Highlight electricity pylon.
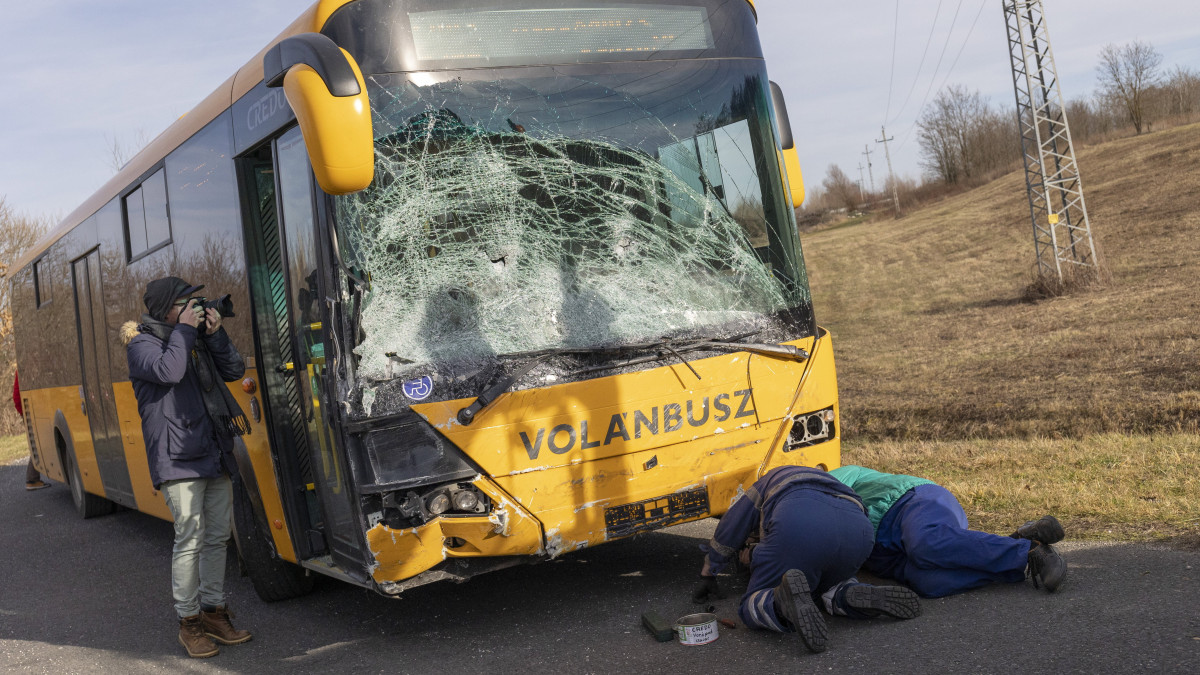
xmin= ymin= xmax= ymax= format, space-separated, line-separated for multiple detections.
xmin=1003 ymin=0 xmax=1099 ymax=281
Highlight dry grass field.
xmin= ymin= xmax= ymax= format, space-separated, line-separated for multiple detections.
xmin=802 ymin=122 xmax=1200 ymax=544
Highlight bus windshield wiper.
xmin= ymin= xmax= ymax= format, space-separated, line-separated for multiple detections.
xmin=570 ymin=333 xmax=807 ymax=376
xmin=456 ymin=338 xmax=700 ymax=422
xmin=693 ymin=340 xmax=809 ymax=360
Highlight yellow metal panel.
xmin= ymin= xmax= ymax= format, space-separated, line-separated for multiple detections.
xmin=112 ymin=382 xmax=171 ymax=521
xmin=406 ymin=335 xmax=838 ymax=559
xmin=758 ymin=332 xmax=841 ymax=474
xmin=24 ymin=386 xmax=76 ymax=483
xmin=365 ymin=477 xmax=543 ymax=582
xmin=312 ymin=0 xmax=359 ymax=32
xmin=412 ymin=337 xmax=817 ymax=479
xmin=225 ymin=371 xmax=299 ymax=563
xmin=493 ymin=422 xmax=777 ymax=554
xmin=27 ymin=385 xmax=107 ymax=496
xmin=281 ymin=51 xmax=375 ymax=195
xmin=783 ymin=146 xmax=806 ymax=207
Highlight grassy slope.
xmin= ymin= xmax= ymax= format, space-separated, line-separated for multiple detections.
xmin=801 ymin=123 xmax=1200 ymax=542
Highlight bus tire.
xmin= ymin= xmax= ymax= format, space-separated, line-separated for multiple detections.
xmin=59 ymin=432 xmax=116 ymax=519
xmin=232 ymin=477 xmax=314 ymax=602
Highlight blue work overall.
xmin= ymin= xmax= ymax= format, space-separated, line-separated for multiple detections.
xmin=866 ymin=484 xmax=1031 ymax=598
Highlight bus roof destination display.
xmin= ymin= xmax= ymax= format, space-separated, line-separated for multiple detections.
xmin=409 ymin=5 xmax=714 ymax=62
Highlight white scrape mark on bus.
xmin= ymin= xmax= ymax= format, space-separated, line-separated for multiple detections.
xmin=545 ymin=529 xmax=564 ymax=558
xmin=574 ymin=499 xmax=610 ymax=513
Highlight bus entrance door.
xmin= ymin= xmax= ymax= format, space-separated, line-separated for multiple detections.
xmin=242 ymin=126 xmax=370 ymax=579
xmin=70 ymin=248 xmax=135 ymax=507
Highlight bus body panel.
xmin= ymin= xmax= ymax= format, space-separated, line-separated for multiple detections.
xmin=410 ymin=337 xmax=820 ymax=478
xmin=365 ymin=476 xmax=545 ymax=585
xmin=356 ymin=334 xmax=840 ymax=586
xmin=25 ymin=386 xmax=106 ymax=496
xmin=110 ymin=382 xmax=173 ymax=521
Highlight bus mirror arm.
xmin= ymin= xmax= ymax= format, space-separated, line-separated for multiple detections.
xmin=264 ymin=34 xmax=361 ymax=96
xmin=264 ymin=33 xmax=375 ymax=195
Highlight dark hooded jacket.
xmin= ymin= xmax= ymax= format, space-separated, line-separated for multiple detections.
xmin=123 ymin=319 xmax=245 ymax=488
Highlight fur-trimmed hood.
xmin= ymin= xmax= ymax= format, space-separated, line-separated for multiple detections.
xmin=119 ymin=321 xmax=141 ymax=346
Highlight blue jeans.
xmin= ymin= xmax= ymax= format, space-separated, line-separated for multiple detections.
xmin=866 ymin=484 xmax=1031 ymax=597
xmin=739 ymin=488 xmax=874 ymax=631
xmin=162 ymin=476 xmax=233 ymax=618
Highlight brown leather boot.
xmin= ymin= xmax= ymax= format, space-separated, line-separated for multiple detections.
xmin=178 ymin=615 xmax=219 ymax=658
xmin=200 ymin=606 xmax=253 ymax=645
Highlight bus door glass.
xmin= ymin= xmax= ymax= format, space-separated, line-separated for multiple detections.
xmin=244 ymin=125 xmax=369 ymax=575
xmin=70 ymin=247 xmax=135 ymax=506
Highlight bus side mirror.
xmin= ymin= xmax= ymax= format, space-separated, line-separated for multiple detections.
xmin=264 ymin=33 xmax=374 ymax=195
xmin=770 ymin=81 xmax=805 ymax=208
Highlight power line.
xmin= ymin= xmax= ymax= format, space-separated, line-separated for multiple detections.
xmin=888 ymin=0 xmax=945 ymax=125
xmin=883 ymin=0 xmax=901 ymax=124
xmin=897 ymin=0 xmax=988 ymax=151
xmin=905 ymin=0 xmax=966 ymax=134
xmin=930 ymin=0 xmax=990 ymax=104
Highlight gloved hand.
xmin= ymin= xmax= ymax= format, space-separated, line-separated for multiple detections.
xmin=691 ymin=575 xmax=723 ymax=603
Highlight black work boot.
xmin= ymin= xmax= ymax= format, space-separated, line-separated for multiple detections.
xmin=178 ymin=615 xmax=219 ymax=658
xmin=773 ymin=569 xmax=828 ymax=653
xmin=1011 ymin=515 xmax=1066 ymax=545
xmin=840 ymin=583 xmax=922 ymax=620
xmin=1027 ymin=542 xmax=1068 ymax=592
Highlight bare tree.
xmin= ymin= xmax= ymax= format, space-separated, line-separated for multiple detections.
xmin=916 ymin=86 xmax=1017 ymax=185
xmin=105 ymin=128 xmax=151 ymax=173
xmin=1162 ymin=65 xmax=1200 ymax=121
xmin=0 ymin=197 xmax=51 ymax=434
xmin=821 ymin=164 xmax=859 ymax=213
xmin=1096 ymin=40 xmax=1163 ymax=134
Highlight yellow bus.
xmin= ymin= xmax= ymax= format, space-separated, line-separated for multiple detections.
xmin=9 ymin=0 xmax=839 ymax=601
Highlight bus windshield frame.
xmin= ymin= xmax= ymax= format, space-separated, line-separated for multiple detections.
xmin=324 ymin=0 xmax=813 ymax=418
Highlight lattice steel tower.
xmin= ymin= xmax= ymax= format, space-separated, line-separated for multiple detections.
xmin=1004 ymin=0 xmax=1098 ymax=280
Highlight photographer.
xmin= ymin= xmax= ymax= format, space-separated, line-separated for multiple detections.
xmin=122 ymin=276 xmax=252 ymax=659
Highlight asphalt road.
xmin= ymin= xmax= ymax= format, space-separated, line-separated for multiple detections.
xmin=1 ymin=462 xmax=1197 ymax=674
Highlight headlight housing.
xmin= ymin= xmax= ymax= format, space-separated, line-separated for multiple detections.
xmin=785 ymin=406 xmax=836 ymax=451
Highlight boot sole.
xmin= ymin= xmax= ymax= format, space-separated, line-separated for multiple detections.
xmin=844 ymin=584 xmax=922 ymax=619
xmin=778 ymin=570 xmax=828 ymax=653
xmin=205 ymin=631 xmax=253 ymax=645
xmin=179 ymin=635 xmax=219 ymax=658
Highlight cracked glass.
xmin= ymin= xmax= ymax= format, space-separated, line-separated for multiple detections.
xmin=334 ymin=59 xmax=809 ymax=391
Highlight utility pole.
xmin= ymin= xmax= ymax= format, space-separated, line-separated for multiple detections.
xmin=876 ymin=126 xmax=902 ymax=217
xmin=856 ymin=163 xmax=867 ymax=204
xmin=861 ymin=145 xmax=876 ymax=194
xmin=1003 ymin=0 xmax=1098 ymax=282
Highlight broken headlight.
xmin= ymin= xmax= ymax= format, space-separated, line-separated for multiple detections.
xmin=784 ymin=406 xmax=836 ymax=451
xmin=357 ymin=412 xmax=478 ymax=490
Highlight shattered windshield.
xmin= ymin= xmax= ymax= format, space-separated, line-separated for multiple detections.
xmin=334 ymin=59 xmax=810 ymax=383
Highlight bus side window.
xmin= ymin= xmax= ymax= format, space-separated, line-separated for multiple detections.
xmin=34 ymin=258 xmax=53 ymax=308
xmin=124 ymin=168 xmax=172 ymax=262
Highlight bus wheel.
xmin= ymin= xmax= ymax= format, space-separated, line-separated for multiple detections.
xmin=232 ymin=477 xmax=314 ymax=602
xmin=60 ymin=435 xmax=115 ymax=519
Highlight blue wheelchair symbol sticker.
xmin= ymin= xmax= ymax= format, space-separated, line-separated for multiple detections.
xmin=402 ymin=376 xmax=434 ymax=401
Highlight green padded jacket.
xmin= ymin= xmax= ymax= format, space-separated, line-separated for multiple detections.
xmin=829 ymin=465 xmax=934 ymax=531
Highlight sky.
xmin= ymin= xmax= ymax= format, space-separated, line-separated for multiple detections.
xmin=1 ymin=0 xmax=1198 ymax=221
